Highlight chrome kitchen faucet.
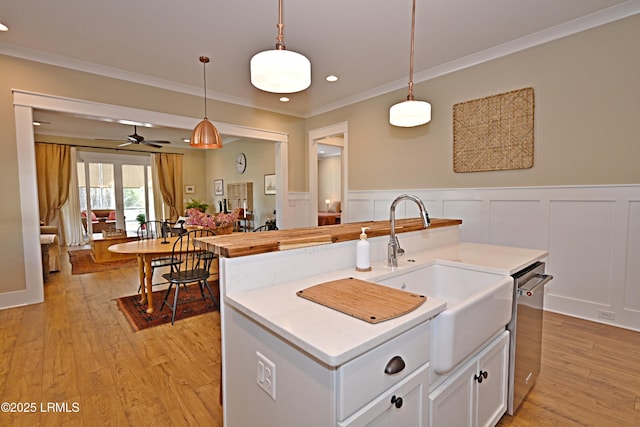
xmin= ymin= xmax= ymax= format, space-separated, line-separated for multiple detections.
xmin=388 ymin=194 xmax=430 ymax=267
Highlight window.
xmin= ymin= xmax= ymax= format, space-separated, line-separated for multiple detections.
xmin=77 ymin=151 xmax=156 ymax=234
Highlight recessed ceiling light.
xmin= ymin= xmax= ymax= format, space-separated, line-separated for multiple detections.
xmin=325 ymin=75 xmax=338 ymax=82
xmin=33 ymin=121 xmax=41 ymax=126
xmin=279 ymin=97 xmax=290 ymax=102
xmin=182 ymin=138 xmax=190 ymax=143
xmin=0 ymin=23 xmax=8 ymax=32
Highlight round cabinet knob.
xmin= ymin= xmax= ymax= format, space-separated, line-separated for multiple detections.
xmin=384 ymin=356 xmax=406 ymax=375
xmin=391 ymin=395 xmax=403 ymax=409
xmin=474 ymin=370 xmax=489 ymax=383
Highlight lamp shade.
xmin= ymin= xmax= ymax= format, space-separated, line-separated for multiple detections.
xmin=389 ymin=100 xmax=432 ymax=127
xmin=250 ymin=49 xmax=311 ymax=93
xmin=190 ymin=118 xmax=222 ymax=149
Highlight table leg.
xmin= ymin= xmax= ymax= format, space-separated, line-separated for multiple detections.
xmin=144 ymin=255 xmax=155 ymax=313
xmin=137 ymin=255 xmax=146 ymax=304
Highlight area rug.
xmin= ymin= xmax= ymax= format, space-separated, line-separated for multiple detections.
xmin=115 ymin=284 xmax=219 ymax=331
xmin=68 ymin=249 xmax=138 ymax=275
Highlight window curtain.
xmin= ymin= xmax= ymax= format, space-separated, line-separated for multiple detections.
xmin=59 ymin=147 xmax=86 ymax=246
xmin=35 ymin=143 xmax=71 ymax=225
xmin=152 ymin=153 xmax=183 ymax=222
xmin=151 ymin=157 xmax=165 ymax=221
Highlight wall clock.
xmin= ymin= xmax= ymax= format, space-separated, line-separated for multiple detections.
xmin=235 ymin=152 xmax=247 ymax=174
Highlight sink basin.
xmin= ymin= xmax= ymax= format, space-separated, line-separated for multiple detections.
xmin=377 ymin=263 xmax=513 ymax=374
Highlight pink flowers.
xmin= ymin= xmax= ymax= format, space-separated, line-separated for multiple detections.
xmin=186 ymin=208 xmax=239 ymax=229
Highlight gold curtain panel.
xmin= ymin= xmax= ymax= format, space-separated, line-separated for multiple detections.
xmin=453 ymin=87 xmax=534 ymax=173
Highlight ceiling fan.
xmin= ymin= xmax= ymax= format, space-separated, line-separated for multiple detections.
xmin=98 ymin=125 xmax=171 ymax=148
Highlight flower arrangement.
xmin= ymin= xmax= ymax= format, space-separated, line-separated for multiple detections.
xmin=186 ymin=208 xmax=239 ymax=231
xmin=184 ymin=198 xmax=209 ymax=213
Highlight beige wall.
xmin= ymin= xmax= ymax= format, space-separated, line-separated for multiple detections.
xmin=306 ymin=14 xmax=640 ymax=190
xmin=318 ymin=156 xmax=342 ymax=208
xmin=1 ymin=14 xmax=638 ymax=297
xmin=204 ymin=138 xmax=277 ymax=227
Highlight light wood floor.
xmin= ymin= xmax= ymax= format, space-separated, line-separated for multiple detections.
xmin=0 ymin=249 xmax=223 ymax=426
xmin=1 ymin=251 xmax=639 ymax=426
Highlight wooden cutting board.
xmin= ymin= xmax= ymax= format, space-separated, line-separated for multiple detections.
xmin=296 ymin=277 xmax=426 ymax=324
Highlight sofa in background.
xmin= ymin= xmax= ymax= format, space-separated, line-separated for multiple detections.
xmin=40 ymin=225 xmax=60 ymax=281
xmin=81 ymin=209 xmax=117 ymax=233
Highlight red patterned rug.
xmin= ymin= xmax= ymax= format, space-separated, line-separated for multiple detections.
xmin=115 ymin=284 xmax=219 ymax=331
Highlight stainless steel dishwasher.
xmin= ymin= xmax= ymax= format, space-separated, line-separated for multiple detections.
xmin=507 ymin=261 xmax=553 ymax=415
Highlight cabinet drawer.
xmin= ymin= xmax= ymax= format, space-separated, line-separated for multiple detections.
xmin=337 ymin=321 xmax=430 ymax=421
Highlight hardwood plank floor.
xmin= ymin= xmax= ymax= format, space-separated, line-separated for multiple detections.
xmin=498 ymin=311 xmax=640 ymax=426
xmin=0 ymin=249 xmax=638 ymax=426
xmin=0 ymin=249 xmax=222 ymax=426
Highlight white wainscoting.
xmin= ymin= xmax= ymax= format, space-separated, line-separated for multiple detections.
xmin=289 ymin=185 xmax=640 ymax=331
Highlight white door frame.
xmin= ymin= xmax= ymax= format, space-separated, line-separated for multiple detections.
xmin=308 ymin=122 xmax=349 ymax=226
xmin=10 ymin=89 xmax=289 ymax=308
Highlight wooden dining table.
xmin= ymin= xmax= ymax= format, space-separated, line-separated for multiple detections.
xmin=108 ymin=236 xmax=181 ymax=313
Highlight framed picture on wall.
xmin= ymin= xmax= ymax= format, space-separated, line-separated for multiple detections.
xmin=214 ymin=179 xmax=224 ymax=196
xmin=185 ymin=185 xmax=195 ymax=194
xmin=264 ymin=174 xmax=276 ymax=195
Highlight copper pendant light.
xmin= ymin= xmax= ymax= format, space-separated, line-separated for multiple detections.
xmin=191 ymin=56 xmax=222 ymax=149
xmin=389 ymin=0 xmax=431 ymax=127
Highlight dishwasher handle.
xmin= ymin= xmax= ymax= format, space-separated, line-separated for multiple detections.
xmin=520 ymin=273 xmax=553 ymax=296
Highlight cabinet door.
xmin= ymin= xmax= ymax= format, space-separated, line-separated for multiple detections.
xmin=475 ymin=332 xmax=509 ymax=427
xmin=339 ymin=364 xmax=429 ymax=427
xmin=429 ymin=362 xmax=475 ymax=427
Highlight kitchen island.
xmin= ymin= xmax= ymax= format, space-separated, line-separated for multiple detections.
xmin=199 ymin=218 xmax=547 ymax=426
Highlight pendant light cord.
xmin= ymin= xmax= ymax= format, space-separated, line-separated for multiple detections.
xmin=276 ymin=0 xmax=285 ymax=50
xmin=200 ymin=56 xmax=210 ymax=119
xmin=407 ymin=0 xmax=416 ymax=101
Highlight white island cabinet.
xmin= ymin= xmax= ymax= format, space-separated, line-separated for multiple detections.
xmin=224 ymin=305 xmax=433 ymax=426
xmin=429 ymin=331 xmax=509 ymax=427
xmin=205 ymin=221 xmax=547 ymax=427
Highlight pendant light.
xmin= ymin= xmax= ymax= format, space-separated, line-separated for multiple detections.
xmin=250 ymin=0 xmax=311 ymax=93
xmin=191 ymin=56 xmax=222 ymax=149
xmin=389 ymin=0 xmax=431 ymax=127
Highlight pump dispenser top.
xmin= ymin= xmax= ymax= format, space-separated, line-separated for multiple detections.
xmin=356 ymin=227 xmax=372 ymax=272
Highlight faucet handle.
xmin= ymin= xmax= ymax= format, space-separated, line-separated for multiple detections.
xmin=395 ymin=236 xmax=405 ymax=256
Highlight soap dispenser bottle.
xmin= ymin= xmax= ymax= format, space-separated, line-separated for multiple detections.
xmin=356 ymin=227 xmax=372 ymax=272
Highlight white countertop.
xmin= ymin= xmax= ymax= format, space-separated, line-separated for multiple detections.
xmin=224 ymin=242 xmax=547 ymax=367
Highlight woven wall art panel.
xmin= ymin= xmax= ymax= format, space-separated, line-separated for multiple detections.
xmin=453 ymin=87 xmax=534 ymax=173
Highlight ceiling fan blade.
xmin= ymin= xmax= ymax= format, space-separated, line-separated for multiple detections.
xmin=145 ymin=140 xmax=171 ymax=144
xmin=143 ymin=142 xmax=163 ymax=148
xmin=118 ymin=142 xmax=133 ymax=147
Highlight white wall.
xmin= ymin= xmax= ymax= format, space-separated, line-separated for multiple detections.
xmin=287 ymin=184 xmax=640 ymax=331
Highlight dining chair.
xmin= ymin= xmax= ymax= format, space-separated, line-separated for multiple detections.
xmin=136 ymin=220 xmax=182 ymax=292
xmin=253 ymin=224 xmax=279 ymax=232
xmin=160 ymin=229 xmax=218 ymax=324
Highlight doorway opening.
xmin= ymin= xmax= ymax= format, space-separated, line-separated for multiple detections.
xmin=10 ymin=89 xmax=289 ymax=309
xmin=309 ymin=122 xmax=348 ymax=226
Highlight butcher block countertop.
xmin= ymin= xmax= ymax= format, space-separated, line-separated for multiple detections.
xmin=199 ymin=218 xmax=462 ymax=258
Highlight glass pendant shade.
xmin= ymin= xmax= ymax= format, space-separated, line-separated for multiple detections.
xmin=250 ymin=49 xmax=311 ymax=93
xmin=190 ymin=118 xmax=222 ymax=149
xmin=389 ymin=99 xmax=432 ymax=127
